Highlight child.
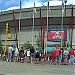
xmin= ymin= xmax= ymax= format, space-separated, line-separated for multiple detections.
xmin=20 ymin=51 xmax=25 ymax=63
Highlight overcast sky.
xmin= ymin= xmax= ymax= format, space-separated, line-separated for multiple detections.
xmin=0 ymin=0 xmax=74 ymax=11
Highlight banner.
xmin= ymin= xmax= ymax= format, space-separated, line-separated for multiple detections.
xmin=48 ymin=30 xmax=67 ymax=41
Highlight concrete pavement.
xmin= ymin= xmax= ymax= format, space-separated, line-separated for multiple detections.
xmin=0 ymin=61 xmax=75 ymax=75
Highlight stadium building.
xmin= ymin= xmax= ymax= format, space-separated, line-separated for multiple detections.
xmin=0 ymin=5 xmax=75 ymax=51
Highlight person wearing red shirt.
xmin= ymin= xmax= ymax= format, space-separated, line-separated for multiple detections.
xmin=50 ymin=49 xmax=55 ymax=65
xmin=69 ymin=48 xmax=74 ymax=66
xmin=55 ymin=47 xmax=61 ymax=65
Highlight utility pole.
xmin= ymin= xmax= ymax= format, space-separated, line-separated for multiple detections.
xmin=4 ymin=23 xmax=8 ymax=56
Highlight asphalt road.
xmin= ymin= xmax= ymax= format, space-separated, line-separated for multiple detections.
xmin=0 ymin=61 xmax=75 ymax=75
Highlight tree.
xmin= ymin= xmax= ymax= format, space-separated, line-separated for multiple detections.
xmin=59 ymin=41 xmax=69 ymax=48
xmin=36 ymin=37 xmax=42 ymax=51
xmin=23 ymin=41 xmax=31 ymax=50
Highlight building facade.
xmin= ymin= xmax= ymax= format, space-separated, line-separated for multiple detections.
xmin=0 ymin=5 xmax=75 ymax=50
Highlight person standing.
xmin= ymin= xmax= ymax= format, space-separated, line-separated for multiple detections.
xmin=50 ymin=49 xmax=55 ymax=65
xmin=7 ymin=45 xmax=13 ymax=62
xmin=26 ymin=50 xmax=30 ymax=63
xmin=63 ymin=49 xmax=69 ymax=65
xmin=14 ymin=46 xmax=19 ymax=62
xmin=30 ymin=46 xmax=35 ymax=63
xmin=69 ymin=48 xmax=74 ymax=66
xmin=19 ymin=47 xmax=25 ymax=63
xmin=55 ymin=46 xmax=61 ymax=65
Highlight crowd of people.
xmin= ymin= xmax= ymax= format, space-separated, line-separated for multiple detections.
xmin=0 ymin=45 xmax=75 ymax=66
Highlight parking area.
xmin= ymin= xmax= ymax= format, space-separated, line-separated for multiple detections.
xmin=0 ymin=61 xmax=75 ymax=75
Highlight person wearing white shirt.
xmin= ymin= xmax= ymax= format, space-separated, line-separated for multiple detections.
xmin=7 ymin=45 xmax=13 ymax=62
xmin=26 ymin=50 xmax=30 ymax=62
xmin=14 ymin=46 xmax=19 ymax=62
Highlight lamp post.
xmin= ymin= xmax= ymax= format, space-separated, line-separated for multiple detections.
xmin=35 ymin=3 xmax=46 ymax=53
xmin=60 ymin=0 xmax=67 ymax=48
xmin=46 ymin=0 xmax=49 ymax=54
xmin=65 ymin=3 xmax=73 ymax=48
xmin=61 ymin=1 xmax=64 ymax=48
xmin=32 ymin=1 xmax=35 ymax=46
xmin=64 ymin=0 xmax=67 ymax=16
xmin=18 ymin=0 xmax=22 ymax=49
xmin=70 ymin=5 xmax=74 ymax=48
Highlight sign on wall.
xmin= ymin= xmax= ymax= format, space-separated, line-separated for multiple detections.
xmin=48 ymin=30 xmax=67 ymax=41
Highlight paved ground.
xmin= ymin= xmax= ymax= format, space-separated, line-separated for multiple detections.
xmin=0 ymin=61 xmax=75 ymax=75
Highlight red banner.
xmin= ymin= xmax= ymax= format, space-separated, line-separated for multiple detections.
xmin=48 ymin=30 xmax=67 ymax=41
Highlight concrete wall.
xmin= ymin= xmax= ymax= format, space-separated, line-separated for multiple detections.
xmin=1 ymin=28 xmax=75 ymax=49
xmin=0 ymin=5 xmax=75 ymax=22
